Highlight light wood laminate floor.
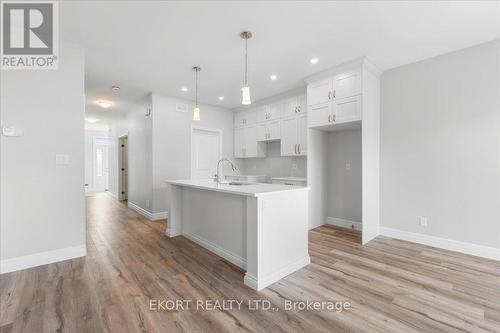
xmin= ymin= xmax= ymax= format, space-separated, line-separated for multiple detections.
xmin=1 ymin=193 xmax=499 ymax=332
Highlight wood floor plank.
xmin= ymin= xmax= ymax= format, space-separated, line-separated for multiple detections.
xmin=1 ymin=193 xmax=499 ymax=333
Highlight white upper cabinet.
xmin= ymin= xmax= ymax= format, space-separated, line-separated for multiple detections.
xmin=234 ymin=127 xmax=245 ymax=157
xmin=332 ymin=70 xmax=361 ymax=100
xmin=280 ymin=116 xmax=298 ymax=156
xmin=307 ymin=79 xmax=332 ymax=106
xmin=282 ymin=94 xmax=307 ymax=118
xmin=281 ymin=113 xmax=307 ymax=156
xmin=307 ymin=69 xmax=363 ymax=128
xmin=235 ymin=110 xmax=256 ymax=127
xmin=297 ymin=114 xmax=307 ymax=155
xmin=333 ymin=95 xmax=361 ymax=124
xmin=235 ymin=125 xmax=265 ymax=158
xmin=258 ymin=103 xmax=281 ymax=122
xmin=257 ymin=120 xmax=280 ymax=141
xmin=308 ymin=103 xmax=332 ymax=127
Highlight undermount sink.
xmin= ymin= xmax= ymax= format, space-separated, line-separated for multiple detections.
xmin=228 ymin=181 xmax=254 ymax=186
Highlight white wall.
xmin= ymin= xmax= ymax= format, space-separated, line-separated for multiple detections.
xmin=151 ymin=93 xmax=235 ymax=215
xmin=326 ymin=129 xmax=362 ymax=222
xmin=380 ymin=39 xmax=500 ymax=249
xmin=126 ymin=95 xmax=153 ymax=212
xmin=0 ymin=43 xmax=86 ymax=272
xmin=108 ymin=119 xmax=128 ymax=199
xmin=307 ymin=129 xmax=328 ymax=229
xmin=239 ymin=141 xmax=307 ymax=181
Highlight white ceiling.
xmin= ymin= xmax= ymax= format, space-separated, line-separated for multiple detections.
xmin=60 ymin=1 xmax=500 ymax=122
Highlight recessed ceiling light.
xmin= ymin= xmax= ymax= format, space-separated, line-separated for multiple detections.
xmin=218 ymin=96 xmax=224 ymax=101
xmin=181 ymin=87 xmax=188 ymax=92
xmin=95 ymin=100 xmax=114 ymax=109
xmin=310 ymin=57 xmax=319 ymax=64
xmin=111 ymin=85 xmax=120 ymax=91
xmin=270 ymin=74 xmax=278 ymax=80
xmin=85 ymin=118 xmax=99 ymax=123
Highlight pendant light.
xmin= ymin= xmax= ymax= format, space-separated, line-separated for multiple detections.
xmin=240 ymin=31 xmax=252 ymax=105
xmin=193 ymin=66 xmax=201 ymax=120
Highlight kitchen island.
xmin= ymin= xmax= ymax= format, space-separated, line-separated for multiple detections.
xmin=165 ymin=179 xmax=310 ymax=290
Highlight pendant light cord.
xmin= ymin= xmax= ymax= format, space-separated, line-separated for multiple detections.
xmin=195 ymin=68 xmax=199 ymax=108
xmin=244 ymin=37 xmax=248 ymax=86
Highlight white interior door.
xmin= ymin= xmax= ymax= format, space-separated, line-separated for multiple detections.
xmin=93 ymin=137 xmax=109 ymax=191
xmin=191 ymin=127 xmax=222 ymax=179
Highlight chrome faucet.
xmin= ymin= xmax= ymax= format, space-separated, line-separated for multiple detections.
xmin=215 ymin=158 xmax=238 ymax=184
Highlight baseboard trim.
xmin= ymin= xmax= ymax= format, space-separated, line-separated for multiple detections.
xmin=244 ymin=255 xmax=311 ymax=291
xmin=380 ymin=227 xmax=500 ymax=261
xmin=326 ymin=217 xmax=362 ymax=231
xmin=128 ymin=201 xmax=168 ymax=221
xmin=152 ymin=211 xmax=168 ymax=221
xmin=0 ymin=245 xmax=87 ymax=274
xmin=182 ymin=231 xmax=246 ymax=270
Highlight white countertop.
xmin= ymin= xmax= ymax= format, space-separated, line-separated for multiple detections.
xmin=166 ymin=179 xmax=309 ymax=197
xmin=225 ymin=174 xmax=267 ymax=177
xmin=271 ymin=176 xmax=307 ymax=182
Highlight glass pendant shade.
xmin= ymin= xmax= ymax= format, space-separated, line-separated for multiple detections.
xmin=193 ymin=107 xmax=200 ymax=121
xmin=241 ymin=86 xmax=251 ymax=105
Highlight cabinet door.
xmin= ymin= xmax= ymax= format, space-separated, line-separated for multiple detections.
xmin=244 ymin=126 xmax=257 ymax=157
xmin=256 ymin=123 xmax=267 ymax=141
xmin=267 ymin=103 xmax=281 ymax=121
xmin=235 ymin=111 xmax=245 ymax=127
xmin=333 ymin=95 xmax=362 ymax=124
xmin=234 ymin=127 xmax=245 ymax=157
xmin=297 ymin=114 xmax=307 ymax=155
xmin=333 ymin=70 xmax=361 ymax=100
xmin=282 ymin=97 xmax=298 ymax=118
xmin=280 ymin=116 xmax=298 ymax=156
xmin=268 ymin=120 xmax=281 ymax=140
xmin=308 ymin=103 xmax=332 ymax=127
xmin=296 ymin=94 xmax=307 ymax=114
xmin=307 ymin=79 xmax=332 ymax=106
xmin=256 ymin=106 xmax=268 ymax=123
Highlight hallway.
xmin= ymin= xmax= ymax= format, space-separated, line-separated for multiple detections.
xmin=1 ymin=194 xmax=499 ymax=332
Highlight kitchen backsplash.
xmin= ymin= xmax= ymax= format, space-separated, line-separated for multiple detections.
xmin=238 ymin=141 xmax=307 ymax=181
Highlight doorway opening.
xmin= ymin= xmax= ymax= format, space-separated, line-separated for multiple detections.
xmin=118 ymin=135 xmax=128 ymax=201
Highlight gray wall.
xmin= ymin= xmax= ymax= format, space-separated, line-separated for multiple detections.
xmin=0 ymin=43 xmax=86 ymax=262
xmin=380 ymin=39 xmax=500 ymax=248
xmin=151 ymin=93 xmax=235 ymax=214
xmin=326 ymin=129 xmax=362 ymax=222
xmin=125 ymin=94 xmax=153 ymax=212
xmin=239 ymin=141 xmax=307 ymax=181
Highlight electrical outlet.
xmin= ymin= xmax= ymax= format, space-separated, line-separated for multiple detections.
xmin=291 ymin=164 xmax=298 ymax=170
xmin=419 ymin=217 xmax=428 ymax=227
xmin=146 ymin=200 xmax=150 ymax=208
xmin=345 ymin=162 xmax=351 ymax=171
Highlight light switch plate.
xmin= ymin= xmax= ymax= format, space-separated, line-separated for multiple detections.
xmin=2 ymin=126 xmax=23 ymax=137
xmin=55 ymin=154 xmax=70 ymax=165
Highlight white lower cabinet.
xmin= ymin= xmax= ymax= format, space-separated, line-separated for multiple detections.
xmin=280 ymin=113 xmax=307 ymax=156
xmin=235 ymin=126 xmax=265 ymax=158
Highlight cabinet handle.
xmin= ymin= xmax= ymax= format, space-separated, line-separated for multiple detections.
xmin=332 ymin=114 xmax=336 ymax=122
xmin=328 ymin=115 xmax=331 ymax=123
xmin=328 ymin=91 xmax=331 ymax=100
xmin=333 ymin=90 xmax=336 ymax=98
xmin=294 ymin=144 xmax=297 ymax=154
xmin=297 ymin=106 xmax=301 ymax=113
xmin=297 ymin=144 xmax=300 ymax=154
